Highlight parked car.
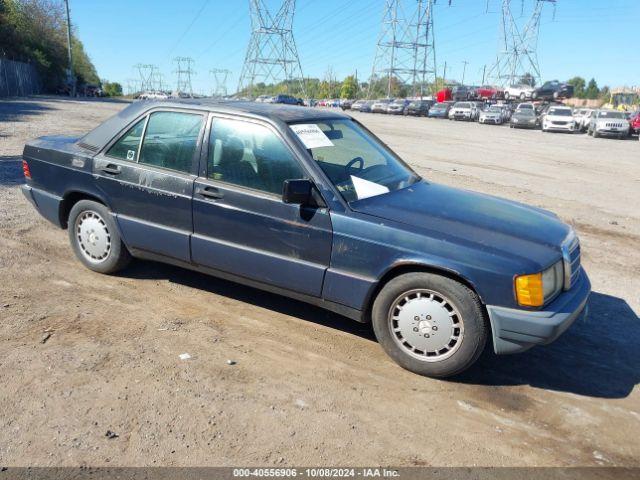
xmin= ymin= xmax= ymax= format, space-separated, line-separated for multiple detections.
xmin=386 ymin=99 xmax=410 ymax=115
xmin=532 ymin=80 xmax=574 ymax=100
xmin=371 ymin=99 xmax=392 ymax=114
xmin=359 ymin=100 xmax=375 ymax=113
xmin=479 ymin=105 xmax=505 ymax=125
xmin=504 ymin=84 xmax=535 ymax=101
xmin=510 ymin=108 xmax=539 ymax=129
xmin=451 ymin=102 xmax=477 ymax=121
xmin=405 ymin=99 xmax=432 ymax=117
xmin=516 ymin=102 xmax=535 ymax=112
xmin=340 ymin=99 xmax=354 ymax=110
xmin=350 ymin=99 xmax=367 ymax=112
xmin=573 ymin=108 xmax=594 ymax=132
xmin=436 ymin=88 xmax=452 ymax=103
xmin=475 ymin=85 xmax=504 ymax=100
xmin=587 ymin=110 xmax=631 ymax=139
xmin=542 ymin=106 xmax=578 ymax=133
xmin=20 ymin=99 xmax=590 ymax=378
xmin=428 ymin=102 xmax=453 ymax=118
xmin=628 ymin=111 xmax=640 ymax=135
xmin=255 ymin=95 xmax=271 ymax=103
xmin=451 ymin=85 xmax=473 ymax=101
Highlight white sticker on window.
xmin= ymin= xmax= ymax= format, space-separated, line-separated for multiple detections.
xmin=351 ymin=175 xmax=390 ymax=200
xmin=126 ymin=150 xmax=136 ymax=161
xmin=290 ymin=124 xmax=334 ymax=149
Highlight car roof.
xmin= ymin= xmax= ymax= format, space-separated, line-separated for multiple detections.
xmin=79 ymin=99 xmax=349 ymax=150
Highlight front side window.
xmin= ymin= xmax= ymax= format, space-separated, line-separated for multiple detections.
xmin=208 ymin=118 xmax=305 ymax=195
xmin=138 ymin=111 xmax=203 ymax=173
xmin=106 ymin=118 xmax=146 ymax=161
xmin=291 ymin=119 xmax=419 ymax=203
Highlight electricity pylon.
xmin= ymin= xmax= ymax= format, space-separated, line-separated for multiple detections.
xmin=210 ymin=69 xmax=231 ymax=98
xmin=174 ymin=56 xmax=195 ymax=96
xmin=134 ymin=64 xmax=158 ymax=92
xmin=486 ymin=0 xmax=556 ymax=87
xmin=368 ymin=0 xmax=441 ymax=99
xmin=237 ymin=0 xmax=306 ymax=97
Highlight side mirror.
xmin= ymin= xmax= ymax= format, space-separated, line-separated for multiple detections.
xmin=282 ymin=179 xmax=313 ymax=205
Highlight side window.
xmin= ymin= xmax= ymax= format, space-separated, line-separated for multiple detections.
xmin=138 ymin=111 xmax=203 ymax=173
xmin=106 ymin=118 xmax=146 ymax=161
xmin=208 ymin=118 xmax=304 ymax=195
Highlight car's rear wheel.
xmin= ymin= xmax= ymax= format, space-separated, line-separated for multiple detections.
xmin=68 ymin=200 xmax=131 ymax=274
xmin=520 ymin=92 xmax=526 ymax=100
xmin=371 ymin=273 xmax=487 ymax=378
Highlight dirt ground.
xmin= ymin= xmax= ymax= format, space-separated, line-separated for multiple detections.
xmin=0 ymin=97 xmax=638 ymax=467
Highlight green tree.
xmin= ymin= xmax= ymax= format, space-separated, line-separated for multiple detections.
xmin=584 ymin=78 xmax=600 ymax=100
xmin=567 ymin=76 xmax=586 ymax=98
xmin=102 ymin=81 xmax=122 ymax=97
xmin=518 ymin=73 xmax=536 ymax=87
xmin=340 ymin=75 xmax=358 ymax=99
xmin=0 ymin=0 xmax=99 ymax=92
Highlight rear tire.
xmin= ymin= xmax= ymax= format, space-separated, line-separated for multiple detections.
xmin=67 ymin=200 xmax=131 ymax=274
xmin=371 ymin=273 xmax=488 ymax=378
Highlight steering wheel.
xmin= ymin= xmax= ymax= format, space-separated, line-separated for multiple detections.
xmin=345 ymin=157 xmax=365 ymax=175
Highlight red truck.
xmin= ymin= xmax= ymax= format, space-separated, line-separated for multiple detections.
xmin=436 ymin=88 xmax=452 ymax=103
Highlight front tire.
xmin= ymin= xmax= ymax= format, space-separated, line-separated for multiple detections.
xmin=68 ymin=200 xmax=131 ymax=274
xmin=371 ymin=273 xmax=488 ymax=378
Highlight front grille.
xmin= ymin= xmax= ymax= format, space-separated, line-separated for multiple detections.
xmin=562 ymin=233 xmax=581 ymax=289
xmin=605 ymin=122 xmax=624 ymax=128
xmin=552 ymin=121 xmax=568 ymax=126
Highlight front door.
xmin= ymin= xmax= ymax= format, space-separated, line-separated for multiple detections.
xmin=93 ymin=110 xmax=205 ymax=262
xmin=192 ymin=115 xmax=332 ymax=297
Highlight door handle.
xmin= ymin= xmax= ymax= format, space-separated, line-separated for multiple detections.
xmin=101 ymin=164 xmax=121 ymax=175
xmin=196 ymin=186 xmax=224 ymax=200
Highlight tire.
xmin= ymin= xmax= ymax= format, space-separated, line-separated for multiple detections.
xmin=531 ymin=91 xmax=538 ymax=100
xmin=553 ymin=91 xmax=559 ymax=100
xmin=520 ymin=92 xmax=526 ymax=100
xmin=504 ymin=92 xmax=510 ymax=100
xmin=371 ymin=272 xmax=488 ymax=378
xmin=593 ymin=130 xmax=599 ymax=138
xmin=67 ymin=200 xmax=131 ymax=274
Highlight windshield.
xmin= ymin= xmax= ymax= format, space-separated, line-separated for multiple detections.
xmin=516 ymin=109 xmax=535 ymax=116
xmin=548 ymin=108 xmax=572 ymax=116
xmin=433 ymin=103 xmax=446 ymax=109
xmin=487 ymin=107 xmax=501 ymax=113
xmin=290 ymin=119 xmax=419 ymax=203
xmin=598 ymin=111 xmax=625 ymax=119
xmin=455 ymin=102 xmax=471 ymax=108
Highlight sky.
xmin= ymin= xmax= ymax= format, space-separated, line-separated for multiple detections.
xmin=71 ymin=0 xmax=640 ymax=95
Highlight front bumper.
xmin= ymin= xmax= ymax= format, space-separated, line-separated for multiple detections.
xmin=596 ymin=128 xmax=628 ymax=137
xmin=481 ymin=117 xmax=502 ymax=124
xmin=487 ymin=269 xmax=591 ymax=354
xmin=544 ymin=123 xmax=577 ymax=132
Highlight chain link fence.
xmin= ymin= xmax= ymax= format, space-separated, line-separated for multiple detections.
xmin=0 ymin=58 xmax=41 ymax=97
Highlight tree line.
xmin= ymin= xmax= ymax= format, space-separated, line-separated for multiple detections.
xmin=0 ymin=0 xmax=99 ymax=92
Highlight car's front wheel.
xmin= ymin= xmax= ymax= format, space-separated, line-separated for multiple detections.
xmin=68 ymin=200 xmax=131 ymax=274
xmin=371 ymin=272 xmax=488 ymax=378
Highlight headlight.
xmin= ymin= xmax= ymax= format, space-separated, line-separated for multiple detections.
xmin=515 ymin=261 xmax=564 ymax=307
xmin=513 ymin=118 xmax=519 ymax=123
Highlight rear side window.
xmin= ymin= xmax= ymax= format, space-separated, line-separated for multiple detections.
xmin=106 ymin=118 xmax=146 ymax=161
xmin=138 ymin=112 xmax=203 ymax=173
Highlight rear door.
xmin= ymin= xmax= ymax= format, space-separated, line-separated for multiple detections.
xmin=191 ymin=114 xmax=333 ymax=297
xmin=93 ymin=109 xmax=205 ymax=261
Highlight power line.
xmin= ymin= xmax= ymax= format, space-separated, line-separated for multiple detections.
xmin=167 ymin=0 xmax=211 ymax=56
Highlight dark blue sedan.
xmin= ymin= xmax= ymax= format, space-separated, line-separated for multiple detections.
xmin=20 ymin=100 xmax=590 ymax=377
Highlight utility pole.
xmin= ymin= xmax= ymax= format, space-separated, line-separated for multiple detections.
xmin=442 ymin=61 xmax=447 ymax=90
xmin=238 ymin=0 xmax=306 ymax=98
xmin=64 ymin=0 xmax=75 ymax=96
xmin=369 ymin=0 xmax=446 ymax=99
xmin=461 ymin=60 xmax=469 ymax=86
xmin=481 ymin=64 xmax=487 ymax=85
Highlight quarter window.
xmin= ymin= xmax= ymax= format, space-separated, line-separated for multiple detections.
xmin=106 ymin=118 xmax=146 ymax=161
xmin=208 ymin=118 xmax=304 ymax=195
xmin=138 ymin=112 xmax=203 ymax=173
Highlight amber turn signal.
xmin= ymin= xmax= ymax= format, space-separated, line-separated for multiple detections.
xmin=515 ymin=273 xmax=544 ymax=307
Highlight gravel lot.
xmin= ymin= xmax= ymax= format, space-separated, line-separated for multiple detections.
xmin=0 ymin=97 xmax=638 ymax=467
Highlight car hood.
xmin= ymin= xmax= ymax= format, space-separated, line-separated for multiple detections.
xmin=350 ymin=181 xmax=570 ymax=266
xmin=482 ymin=111 xmax=501 ymax=116
xmin=546 ymin=114 xmax=574 ymax=121
xmin=513 ymin=113 xmax=536 ymax=120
